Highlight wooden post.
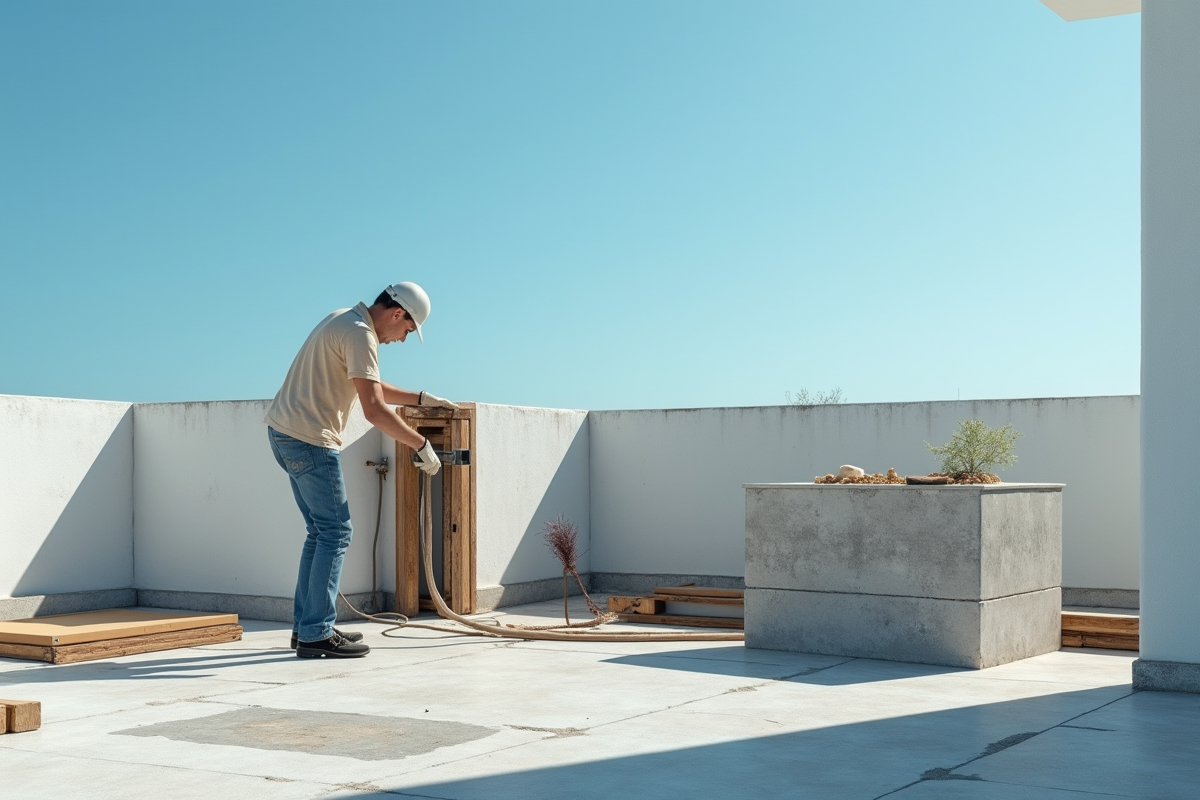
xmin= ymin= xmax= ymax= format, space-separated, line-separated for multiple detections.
xmin=441 ymin=423 xmax=454 ymax=606
xmin=395 ymin=404 xmax=477 ymax=617
xmin=396 ymin=430 xmax=422 ymax=617
xmin=447 ymin=417 xmax=474 ymax=613
xmin=468 ymin=412 xmax=478 ymax=606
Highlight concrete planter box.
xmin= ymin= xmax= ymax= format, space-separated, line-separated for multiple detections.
xmin=744 ymin=483 xmax=1064 ymax=669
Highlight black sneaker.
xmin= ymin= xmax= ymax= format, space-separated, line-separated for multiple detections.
xmin=290 ymin=628 xmax=364 ymax=649
xmin=296 ymin=632 xmax=370 ymax=658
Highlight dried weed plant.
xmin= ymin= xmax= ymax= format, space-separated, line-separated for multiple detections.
xmin=786 ymin=387 xmax=846 ymax=406
xmin=543 ymin=515 xmax=603 ymax=623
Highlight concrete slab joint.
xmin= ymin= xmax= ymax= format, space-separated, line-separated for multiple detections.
xmin=744 ymin=483 xmax=1064 ymax=669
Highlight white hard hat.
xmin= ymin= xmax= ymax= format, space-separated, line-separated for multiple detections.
xmin=385 ymin=282 xmax=430 ymax=343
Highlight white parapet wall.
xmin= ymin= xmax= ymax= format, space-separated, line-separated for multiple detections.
xmin=473 ymin=403 xmax=590 ymax=607
xmin=590 ymin=397 xmax=1140 ymax=596
xmin=129 ymin=400 xmax=590 ymax=615
xmin=132 ymin=400 xmax=391 ymax=613
xmin=0 ymin=395 xmax=135 ymax=612
xmin=1 ymin=393 xmax=1142 ymax=619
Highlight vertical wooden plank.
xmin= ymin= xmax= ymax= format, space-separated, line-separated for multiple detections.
xmin=397 ymin=407 xmax=409 ymax=612
xmin=396 ymin=411 xmax=422 ymax=617
xmin=444 ymin=418 xmax=458 ymax=612
xmin=467 ymin=410 xmax=478 ymax=612
xmin=441 ymin=425 xmax=454 ymax=607
xmin=448 ymin=418 xmax=470 ymax=614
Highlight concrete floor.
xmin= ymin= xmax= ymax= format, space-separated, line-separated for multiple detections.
xmin=0 ymin=597 xmax=1196 ymax=800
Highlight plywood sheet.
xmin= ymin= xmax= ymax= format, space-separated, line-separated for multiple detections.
xmin=0 ymin=609 xmax=239 ymax=647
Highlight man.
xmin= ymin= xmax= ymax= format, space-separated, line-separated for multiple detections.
xmin=266 ymin=282 xmax=456 ymax=658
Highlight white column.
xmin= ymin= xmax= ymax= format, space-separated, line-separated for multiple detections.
xmin=1135 ymin=0 xmax=1200 ymax=692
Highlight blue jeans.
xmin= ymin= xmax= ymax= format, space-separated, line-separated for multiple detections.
xmin=268 ymin=427 xmax=353 ymax=642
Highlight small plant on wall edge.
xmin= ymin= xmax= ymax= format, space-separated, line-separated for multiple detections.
xmin=925 ymin=420 xmax=1021 ymax=483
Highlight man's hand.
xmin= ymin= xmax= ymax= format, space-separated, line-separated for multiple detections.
xmin=413 ymin=438 xmax=442 ymax=476
xmin=419 ymin=391 xmax=459 ymax=410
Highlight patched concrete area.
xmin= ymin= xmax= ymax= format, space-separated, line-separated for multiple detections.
xmin=0 ymin=596 xmax=1197 ymax=800
xmin=115 ymin=706 xmax=497 ymax=761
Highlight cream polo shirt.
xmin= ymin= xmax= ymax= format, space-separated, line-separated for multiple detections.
xmin=265 ymin=302 xmax=380 ymax=449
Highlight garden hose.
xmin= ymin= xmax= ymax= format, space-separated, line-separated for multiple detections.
xmin=341 ymin=469 xmax=744 ymax=644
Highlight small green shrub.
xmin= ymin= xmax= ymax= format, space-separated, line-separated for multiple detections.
xmin=925 ymin=420 xmax=1021 ymax=478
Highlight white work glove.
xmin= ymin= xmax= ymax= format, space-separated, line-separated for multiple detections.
xmin=413 ymin=438 xmax=442 ymax=476
xmin=419 ymin=391 xmax=459 ymax=410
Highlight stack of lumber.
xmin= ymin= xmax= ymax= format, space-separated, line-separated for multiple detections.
xmin=608 ymin=584 xmax=744 ymax=629
xmin=1061 ymin=610 xmax=1139 ymax=651
xmin=0 ymin=699 xmax=41 ymax=733
xmin=0 ymin=609 xmax=242 ymax=665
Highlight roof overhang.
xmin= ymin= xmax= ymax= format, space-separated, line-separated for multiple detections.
xmin=1040 ymin=0 xmax=1141 ymax=21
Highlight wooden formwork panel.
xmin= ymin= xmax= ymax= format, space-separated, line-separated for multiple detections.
xmin=1061 ymin=611 xmax=1139 ymax=651
xmin=608 ymin=585 xmax=745 ymax=630
xmin=0 ymin=624 xmax=243 ymax=665
xmin=0 ymin=609 xmax=238 ymax=647
xmin=396 ymin=403 xmax=477 ymax=617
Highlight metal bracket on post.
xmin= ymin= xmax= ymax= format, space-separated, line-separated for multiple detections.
xmin=412 ymin=449 xmax=471 ymax=466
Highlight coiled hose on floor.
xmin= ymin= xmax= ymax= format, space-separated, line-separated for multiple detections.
xmin=342 ymin=470 xmax=744 ymax=643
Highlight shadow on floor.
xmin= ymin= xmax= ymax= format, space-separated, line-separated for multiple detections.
xmin=341 ymin=686 xmax=1148 ymax=800
xmin=602 ymin=645 xmax=965 ymax=684
xmin=0 ymin=651 xmax=296 ymax=684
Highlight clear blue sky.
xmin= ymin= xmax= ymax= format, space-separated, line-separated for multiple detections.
xmin=0 ymin=1 xmax=1139 ymax=410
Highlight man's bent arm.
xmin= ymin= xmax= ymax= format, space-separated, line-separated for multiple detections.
xmin=353 ymin=378 xmax=425 ymax=450
xmin=377 ymin=381 xmax=422 ymax=407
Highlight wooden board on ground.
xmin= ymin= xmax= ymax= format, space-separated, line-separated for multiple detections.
xmin=1062 ymin=632 xmax=1139 ymax=651
xmin=608 ymin=596 xmax=664 ymax=615
xmin=653 ymin=585 xmax=744 ymax=599
xmin=617 ymin=613 xmax=744 ymax=630
xmin=0 ymin=699 xmax=41 ymax=732
xmin=0 ymin=623 xmax=243 ymax=665
xmin=610 ymin=586 xmax=745 ymax=625
xmin=0 ymin=609 xmax=239 ymax=647
xmin=646 ymin=593 xmax=744 ymax=606
xmin=1061 ymin=612 xmax=1139 ymax=635
xmin=1061 ymin=610 xmax=1139 ymax=651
